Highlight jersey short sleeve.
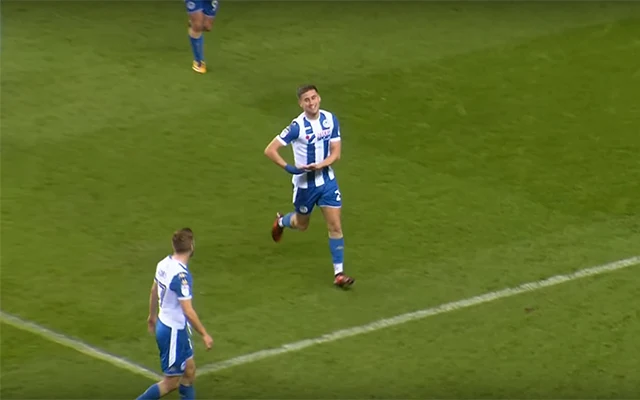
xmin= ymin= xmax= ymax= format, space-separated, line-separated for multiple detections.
xmin=276 ymin=120 xmax=300 ymax=146
xmin=169 ymin=271 xmax=193 ymax=301
xmin=330 ymin=114 xmax=341 ymax=141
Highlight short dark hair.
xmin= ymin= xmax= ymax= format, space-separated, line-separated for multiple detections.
xmin=297 ymin=84 xmax=318 ymax=99
xmin=172 ymin=228 xmax=194 ymax=254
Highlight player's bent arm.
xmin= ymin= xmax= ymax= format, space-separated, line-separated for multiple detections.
xmin=179 ymin=298 xmax=209 ymax=337
xmin=264 ymin=137 xmax=288 ymax=169
xmin=264 ymin=137 xmax=306 ymax=175
xmin=317 ymin=140 xmax=341 ymax=168
xmin=149 ymin=280 xmax=159 ymax=318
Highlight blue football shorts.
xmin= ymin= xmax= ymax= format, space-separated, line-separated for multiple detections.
xmin=293 ymin=178 xmax=342 ymax=215
xmin=185 ymin=0 xmax=219 ymax=17
xmin=155 ymin=319 xmax=194 ymax=376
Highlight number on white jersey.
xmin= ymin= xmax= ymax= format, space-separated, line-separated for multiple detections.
xmin=157 ymin=281 xmax=167 ymax=308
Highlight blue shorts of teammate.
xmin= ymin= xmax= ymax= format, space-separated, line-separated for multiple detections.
xmin=293 ymin=178 xmax=342 ymax=215
xmin=185 ymin=0 xmax=219 ymax=17
xmin=155 ymin=319 xmax=194 ymax=376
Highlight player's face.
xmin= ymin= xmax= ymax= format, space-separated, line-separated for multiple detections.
xmin=299 ymin=90 xmax=321 ymax=117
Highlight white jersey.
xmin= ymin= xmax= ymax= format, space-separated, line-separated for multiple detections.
xmin=276 ymin=109 xmax=341 ymax=189
xmin=154 ymin=255 xmax=193 ymax=330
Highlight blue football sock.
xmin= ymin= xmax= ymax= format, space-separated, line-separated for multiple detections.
xmin=280 ymin=212 xmax=295 ymax=228
xmin=196 ymin=35 xmax=204 ymax=62
xmin=179 ymin=384 xmax=195 ymax=400
xmin=329 ymin=237 xmax=344 ymax=274
xmin=189 ymin=34 xmax=201 ymax=62
xmin=137 ymin=383 xmax=161 ymax=400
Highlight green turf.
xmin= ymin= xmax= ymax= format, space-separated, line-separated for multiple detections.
xmin=1 ymin=0 xmax=639 ymax=398
xmin=198 ymin=265 xmax=640 ymax=399
xmin=0 ymin=323 xmax=152 ymax=399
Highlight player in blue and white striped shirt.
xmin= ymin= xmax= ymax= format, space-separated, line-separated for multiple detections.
xmin=264 ymin=85 xmax=355 ymax=288
xmin=136 ymin=228 xmax=213 ymax=400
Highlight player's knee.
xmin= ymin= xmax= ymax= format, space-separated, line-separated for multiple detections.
xmin=181 ymin=358 xmax=196 ymax=383
xmin=189 ymin=24 xmax=204 ymax=34
xmin=203 ymin=20 xmax=213 ymax=31
xmin=162 ymin=376 xmax=181 ymax=392
xmin=182 ymin=370 xmax=196 ymax=385
xmin=188 ymin=15 xmax=205 ymax=33
xmin=323 ymin=213 xmax=342 ymax=236
xmin=292 ymin=214 xmax=310 ymax=231
xmin=328 ymin=224 xmax=342 ymax=237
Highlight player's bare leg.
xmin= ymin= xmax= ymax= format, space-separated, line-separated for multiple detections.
xmin=200 ymin=16 xmax=215 ymax=70
xmin=321 ymin=206 xmax=354 ymax=288
xmin=178 ymin=357 xmax=196 ymax=399
xmin=188 ymin=11 xmax=206 ymax=73
xmin=272 ymin=212 xmax=310 ymax=242
xmin=203 ymin=16 xmax=215 ymax=32
xmin=137 ymin=375 xmax=180 ymax=399
xmin=158 ymin=376 xmax=181 ymax=395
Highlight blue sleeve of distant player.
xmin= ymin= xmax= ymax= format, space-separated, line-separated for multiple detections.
xmin=169 ymin=271 xmax=193 ymax=300
xmin=276 ymin=121 xmax=300 ymax=145
xmin=330 ymin=115 xmax=341 ymax=140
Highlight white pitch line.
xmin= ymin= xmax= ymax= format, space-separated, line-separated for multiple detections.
xmin=199 ymin=255 xmax=640 ymax=375
xmin=1 ymin=256 xmax=638 ymax=381
xmin=0 ymin=311 xmax=162 ymax=381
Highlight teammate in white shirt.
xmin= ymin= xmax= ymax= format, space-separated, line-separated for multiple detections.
xmin=264 ymin=84 xmax=355 ymax=288
xmin=137 ymin=228 xmax=213 ymax=400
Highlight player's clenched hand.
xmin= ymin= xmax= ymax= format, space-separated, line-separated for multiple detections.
xmin=301 ymin=163 xmax=322 ymax=171
xmin=203 ymin=333 xmax=214 ymax=350
xmin=147 ymin=316 xmax=156 ymax=334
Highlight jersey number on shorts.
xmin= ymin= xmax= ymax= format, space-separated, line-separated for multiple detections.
xmin=335 ymin=189 xmax=342 ymax=201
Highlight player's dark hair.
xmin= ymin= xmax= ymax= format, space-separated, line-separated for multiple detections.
xmin=172 ymin=228 xmax=194 ymax=254
xmin=297 ymin=84 xmax=318 ymax=99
